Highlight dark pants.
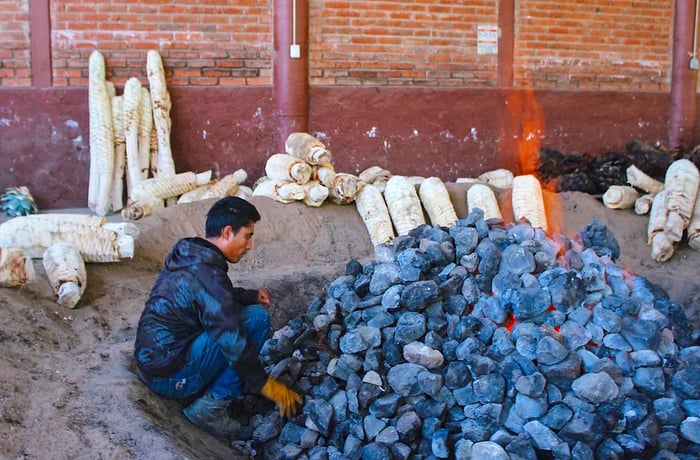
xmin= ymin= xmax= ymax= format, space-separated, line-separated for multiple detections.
xmin=145 ymin=304 xmax=271 ymax=401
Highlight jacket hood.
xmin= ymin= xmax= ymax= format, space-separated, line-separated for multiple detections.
xmin=164 ymin=237 xmax=227 ymax=271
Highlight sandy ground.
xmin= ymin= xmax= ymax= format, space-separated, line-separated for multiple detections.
xmin=1 ymin=187 xmax=699 ymax=459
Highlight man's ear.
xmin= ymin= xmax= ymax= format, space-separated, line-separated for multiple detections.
xmin=221 ymin=225 xmax=234 ymax=240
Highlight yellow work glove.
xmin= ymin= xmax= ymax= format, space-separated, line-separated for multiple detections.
xmin=260 ymin=377 xmax=302 ymax=417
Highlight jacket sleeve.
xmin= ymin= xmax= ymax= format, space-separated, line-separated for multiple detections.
xmin=231 ymin=287 xmax=260 ymax=306
xmin=198 ymin=267 xmax=267 ymax=394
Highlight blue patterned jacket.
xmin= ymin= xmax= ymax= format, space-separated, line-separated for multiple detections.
xmin=134 ymin=237 xmax=267 ymax=394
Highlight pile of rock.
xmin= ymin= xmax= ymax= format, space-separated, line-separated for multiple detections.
xmin=240 ymin=210 xmax=700 ymax=459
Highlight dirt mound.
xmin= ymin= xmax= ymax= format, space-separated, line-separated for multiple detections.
xmin=0 ymin=190 xmax=698 ymax=459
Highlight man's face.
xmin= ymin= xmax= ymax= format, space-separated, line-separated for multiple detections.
xmin=222 ymin=223 xmax=254 ymax=263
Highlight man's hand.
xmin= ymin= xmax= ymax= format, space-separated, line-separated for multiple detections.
xmin=260 ymin=377 xmax=302 ymax=417
xmin=257 ymin=288 xmax=271 ymax=306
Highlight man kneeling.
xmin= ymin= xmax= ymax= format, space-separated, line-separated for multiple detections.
xmin=133 ymin=196 xmax=301 ymax=437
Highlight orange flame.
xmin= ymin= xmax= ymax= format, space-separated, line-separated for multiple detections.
xmin=502 ymin=85 xmax=564 ymax=236
xmin=505 ymin=312 xmax=517 ymax=333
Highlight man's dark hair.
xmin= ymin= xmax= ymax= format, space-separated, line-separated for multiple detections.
xmin=205 ymin=196 xmax=261 ymax=237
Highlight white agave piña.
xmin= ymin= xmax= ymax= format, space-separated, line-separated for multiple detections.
xmin=418 ymin=177 xmax=458 ymax=227
xmin=111 ymin=95 xmax=126 ymax=212
xmin=384 ymin=175 xmax=426 ymax=235
xmin=512 ymin=175 xmax=548 ymax=231
xmin=285 ymin=132 xmax=332 ymax=165
xmin=355 ymin=183 xmax=395 ymax=246
xmin=663 ymin=159 xmax=699 ymax=242
xmin=130 ymin=170 xmax=212 ymax=202
xmin=687 ymin=188 xmax=700 ymax=251
xmin=634 ymin=194 xmax=656 ymax=215
xmin=0 ymin=247 xmax=34 ymax=287
xmin=177 ymin=184 xmax=213 ymax=204
xmin=234 ymin=185 xmax=254 ymax=200
xmin=42 ymin=242 xmax=86 ymax=309
xmin=302 ymin=181 xmax=330 ymax=207
xmin=359 ymin=166 xmax=391 ymax=186
xmin=199 ymin=169 xmax=248 ymax=201
xmin=329 ymin=173 xmax=360 ymax=205
xmin=265 ymin=153 xmax=313 ymax=184
xmin=602 ymin=185 xmax=639 ymax=210
xmin=477 ymin=168 xmax=514 ymax=189
xmin=253 ymin=178 xmax=305 ymax=203
xmin=121 ymin=195 xmax=165 ymax=221
xmin=647 ymin=191 xmax=667 ymax=245
xmin=467 ymin=183 xmax=502 ymax=221
xmin=0 ymin=214 xmax=137 ymax=262
xmin=147 ymin=49 xmax=175 ymax=180
xmin=313 ymin=163 xmax=336 ymax=188
xmin=626 ymin=165 xmax=664 ymax=194
xmin=88 ymin=50 xmax=115 ymax=216
xmin=139 ymin=87 xmax=154 ymax=180
xmin=647 ymin=191 xmax=675 ymax=262
xmin=123 ymin=77 xmax=143 ymax=195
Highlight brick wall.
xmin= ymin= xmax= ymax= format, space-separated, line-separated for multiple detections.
xmin=515 ymin=0 xmax=673 ymax=91
xmin=50 ymin=0 xmax=273 ymax=87
xmin=0 ymin=0 xmax=31 ymax=86
xmin=308 ymin=0 xmax=498 ymax=86
xmin=0 ymin=0 xmax=682 ymax=90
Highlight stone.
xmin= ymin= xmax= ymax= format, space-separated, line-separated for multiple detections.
xmin=403 ymin=341 xmax=444 ymax=369
xmin=523 ymin=420 xmax=561 ymax=450
xmin=471 ymin=441 xmax=510 ymax=460
xmin=387 ymin=363 xmax=426 ymax=397
xmin=394 ymin=312 xmax=426 ymax=344
xmin=571 ymin=371 xmax=619 ymax=404
xmin=680 ymin=417 xmax=700 ymax=444
xmin=536 ymin=336 xmax=569 ymax=365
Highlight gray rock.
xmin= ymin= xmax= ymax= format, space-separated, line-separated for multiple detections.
xmin=471 ymin=440 xmax=509 ymax=460
xmin=536 ymin=336 xmax=569 ymax=365
xmin=523 ymin=420 xmax=561 ymax=450
xmin=541 ymin=403 xmax=574 ymax=431
xmin=560 ymin=320 xmax=591 ymax=350
xmin=361 ymin=442 xmax=391 ymax=460
xmin=417 ymin=370 xmax=443 ymax=397
xmin=513 ymin=392 xmax=548 ymax=419
xmin=390 ymin=442 xmax=412 ymax=460
xmin=500 ymin=244 xmax=536 ymax=275
xmin=374 ymin=425 xmax=399 ymax=445
xmin=403 ymin=341 xmax=444 ymax=369
xmin=252 ymin=420 xmax=279 ymax=443
xmin=680 ymin=417 xmax=700 ymax=444
xmin=431 ymin=428 xmax=450 ymax=458
xmin=369 ymin=393 xmax=401 ymax=419
xmin=571 ymin=371 xmax=619 ymax=404
xmin=387 ymin=363 xmax=426 ymax=396
xmin=369 ymin=263 xmax=401 ymax=295
xmin=381 ymin=284 xmax=403 ymax=310
xmin=592 ymin=303 xmax=622 ymax=333
xmin=473 ymin=373 xmax=506 ymax=404
xmin=363 ymin=414 xmax=386 ymax=441
xmin=515 ymin=372 xmax=546 ymax=397
xmin=394 ymin=311 xmax=426 ymax=344
xmin=339 ymin=326 xmax=381 ymax=354
xmin=396 ymin=410 xmax=421 ymax=442
xmin=305 ymin=398 xmax=334 ymax=437
xmin=633 ymin=367 xmax=666 ymax=397
xmin=400 ymin=280 xmax=439 ymax=310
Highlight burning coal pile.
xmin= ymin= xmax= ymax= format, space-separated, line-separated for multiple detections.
xmin=236 ymin=210 xmax=700 ymax=459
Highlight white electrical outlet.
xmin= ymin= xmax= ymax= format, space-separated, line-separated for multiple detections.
xmin=290 ymin=44 xmax=300 ymax=59
xmin=691 ymin=57 xmax=699 ymax=70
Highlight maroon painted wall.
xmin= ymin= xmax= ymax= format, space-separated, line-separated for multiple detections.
xmin=0 ymin=87 xmax=674 ymax=209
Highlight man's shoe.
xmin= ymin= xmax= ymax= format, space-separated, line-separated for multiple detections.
xmin=183 ymin=394 xmax=240 ymax=438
